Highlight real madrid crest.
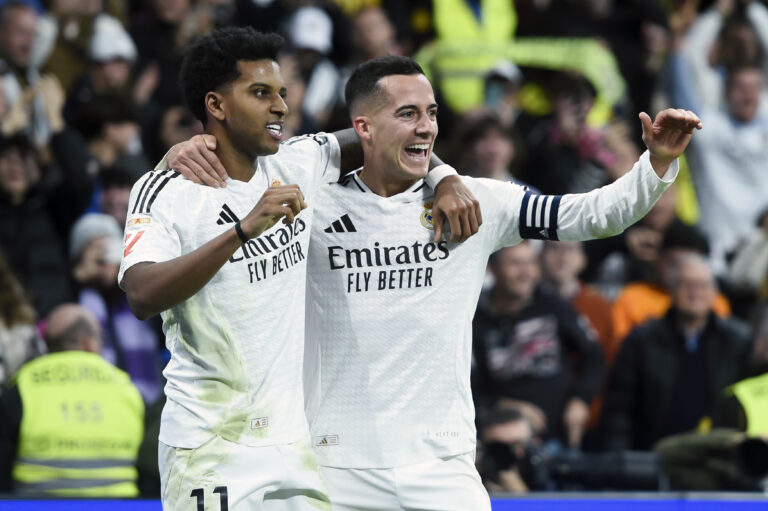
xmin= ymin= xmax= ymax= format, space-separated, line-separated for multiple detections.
xmin=420 ymin=202 xmax=435 ymax=230
xmin=270 ymin=179 xmax=282 ymax=187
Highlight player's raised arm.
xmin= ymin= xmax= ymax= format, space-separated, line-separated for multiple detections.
xmin=122 ymin=184 xmax=306 ymax=320
xmin=518 ymin=108 xmax=701 ymax=243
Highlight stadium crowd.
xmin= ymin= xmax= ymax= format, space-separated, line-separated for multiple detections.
xmin=0 ymin=0 xmax=767 ymax=498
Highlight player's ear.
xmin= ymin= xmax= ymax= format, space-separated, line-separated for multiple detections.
xmin=353 ymin=116 xmax=372 ymax=141
xmin=205 ymin=91 xmax=226 ymax=122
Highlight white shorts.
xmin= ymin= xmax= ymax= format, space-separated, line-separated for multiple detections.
xmin=159 ymin=436 xmax=330 ymax=510
xmin=320 ymin=452 xmax=491 ymax=511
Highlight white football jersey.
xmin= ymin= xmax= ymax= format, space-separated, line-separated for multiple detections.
xmin=119 ymin=133 xmax=340 ymax=449
xmin=304 ymin=151 xmax=678 ymax=468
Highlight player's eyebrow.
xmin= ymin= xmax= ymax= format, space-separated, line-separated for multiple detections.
xmin=248 ymin=83 xmax=287 ymax=93
xmin=394 ymin=103 xmax=438 ymax=114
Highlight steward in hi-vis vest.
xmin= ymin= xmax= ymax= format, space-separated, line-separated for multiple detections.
xmin=723 ymin=373 xmax=768 ymax=437
xmin=0 ymin=304 xmax=144 ymax=496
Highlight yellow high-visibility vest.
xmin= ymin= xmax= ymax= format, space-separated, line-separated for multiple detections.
xmin=417 ymin=1 xmax=626 ymax=124
xmin=12 ymin=351 xmax=144 ymax=496
xmin=426 ymin=0 xmax=516 ymax=112
xmin=727 ymin=373 xmax=768 ymax=437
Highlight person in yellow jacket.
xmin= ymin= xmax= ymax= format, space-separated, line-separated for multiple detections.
xmin=0 ymin=303 xmax=144 ymax=496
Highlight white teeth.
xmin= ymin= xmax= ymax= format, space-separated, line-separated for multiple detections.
xmin=406 ymin=143 xmax=430 ymax=150
xmin=266 ymin=124 xmax=282 ymax=134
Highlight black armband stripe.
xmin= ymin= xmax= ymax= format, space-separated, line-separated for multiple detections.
xmin=519 ymin=191 xmax=561 ymax=240
xmin=548 ymin=195 xmax=561 ymax=238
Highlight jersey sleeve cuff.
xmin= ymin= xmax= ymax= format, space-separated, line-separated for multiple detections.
xmin=642 ymin=150 xmax=680 ymax=184
xmin=424 ymin=164 xmax=459 ymax=189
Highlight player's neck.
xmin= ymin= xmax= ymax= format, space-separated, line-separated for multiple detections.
xmin=208 ymin=127 xmax=255 ymax=182
xmin=358 ymin=164 xmax=419 ymax=198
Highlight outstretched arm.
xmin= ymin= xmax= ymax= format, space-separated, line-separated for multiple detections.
xmin=519 ymin=109 xmax=701 ymax=242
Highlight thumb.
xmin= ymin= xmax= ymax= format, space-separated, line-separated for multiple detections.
xmin=202 ymin=134 xmax=217 ymax=150
xmin=432 ymin=207 xmax=443 ymax=243
xmin=639 ymin=111 xmax=653 ymax=139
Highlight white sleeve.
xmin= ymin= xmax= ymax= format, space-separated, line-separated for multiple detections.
xmin=747 ymin=2 xmax=768 ymax=74
xmin=466 ymin=178 xmax=527 ymax=251
xmin=521 ymin=151 xmax=677 ymax=242
xmin=281 ymin=132 xmax=342 ymax=185
xmin=118 ymin=171 xmax=183 ymax=289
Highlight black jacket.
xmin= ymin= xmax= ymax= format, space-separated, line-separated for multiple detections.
xmin=602 ymin=308 xmax=752 ymax=451
xmin=0 ymin=130 xmax=93 ymax=316
xmin=472 ymin=287 xmax=605 ymax=440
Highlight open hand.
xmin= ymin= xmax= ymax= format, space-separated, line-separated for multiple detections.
xmin=640 ymin=109 xmax=702 ymax=176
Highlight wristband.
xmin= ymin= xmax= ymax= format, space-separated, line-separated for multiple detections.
xmin=424 ymin=164 xmax=458 ymax=189
xmin=234 ymin=220 xmax=249 ymax=244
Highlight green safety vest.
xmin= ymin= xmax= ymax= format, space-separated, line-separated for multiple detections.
xmin=12 ymin=351 xmax=144 ymax=496
xmin=727 ymin=373 xmax=768 ymax=437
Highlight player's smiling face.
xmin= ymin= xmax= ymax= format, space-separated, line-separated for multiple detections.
xmin=219 ymin=59 xmax=288 ymax=158
xmin=367 ymin=74 xmax=437 ymax=184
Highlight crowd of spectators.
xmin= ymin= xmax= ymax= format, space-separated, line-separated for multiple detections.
xmin=0 ymin=0 xmax=767 ymax=497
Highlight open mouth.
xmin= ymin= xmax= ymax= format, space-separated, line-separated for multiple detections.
xmin=404 ymin=143 xmax=430 ymax=161
xmin=266 ymin=123 xmax=283 ymax=140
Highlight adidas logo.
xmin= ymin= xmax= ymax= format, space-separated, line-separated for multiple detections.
xmin=314 ymin=435 xmax=339 ymax=447
xmin=250 ymin=417 xmax=269 ymax=429
xmin=324 ymin=214 xmax=356 ymax=233
xmin=216 ymin=204 xmax=240 ymax=225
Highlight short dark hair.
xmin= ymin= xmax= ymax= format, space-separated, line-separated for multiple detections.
xmin=74 ymin=94 xmax=138 ymax=141
xmin=0 ymin=133 xmax=33 ymax=160
xmin=345 ymin=55 xmax=425 ymax=114
xmin=488 ymin=240 xmax=530 ymax=265
xmin=661 ymin=222 xmax=709 ymax=255
xmin=45 ymin=316 xmax=96 ymax=353
xmin=100 ymin=165 xmax=136 ymax=189
xmin=459 ymin=111 xmax=511 ymax=148
xmin=180 ymin=27 xmax=284 ymax=123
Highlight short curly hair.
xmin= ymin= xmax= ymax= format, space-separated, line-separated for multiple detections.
xmin=180 ymin=27 xmax=285 ymax=124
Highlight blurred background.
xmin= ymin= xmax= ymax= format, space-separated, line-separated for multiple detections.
xmin=0 ymin=0 xmax=768 ymax=502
